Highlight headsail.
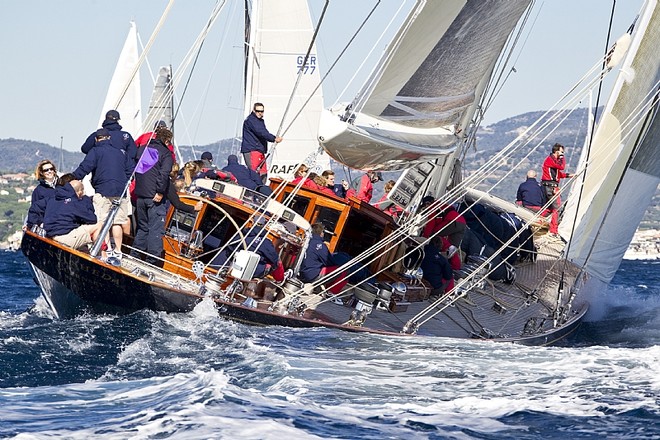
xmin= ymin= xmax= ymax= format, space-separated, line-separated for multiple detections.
xmin=145 ymin=65 xmax=174 ymax=130
xmin=562 ymin=0 xmax=660 ymax=282
xmin=98 ymin=21 xmax=142 ymax=137
xmin=244 ymin=0 xmax=331 ymax=178
xmin=318 ymin=0 xmax=531 ymax=171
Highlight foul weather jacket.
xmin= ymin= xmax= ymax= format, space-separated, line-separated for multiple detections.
xmin=26 ymin=179 xmax=56 ymax=227
xmin=222 ymin=155 xmax=263 ymax=190
xmin=240 ymin=112 xmax=276 ymax=154
xmin=299 ymin=233 xmax=337 ymax=283
xmin=81 ymin=120 xmax=138 ymax=171
xmin=541 ymin=154 xmax=568 ymax=184
xmin=133 ymin=139 xmax=174 ymax=199
xmin=42 ymin=183 xmax=97 ymax=237
xmin=420 ymin=242 xmax=453 ymax=291
xmin=516 ymin=177 xmax=546 ymax=208
xmin=210 ymin=226 xmax=281 ymax=279
xmin=72 ymin=139 xmax=132 ymax=197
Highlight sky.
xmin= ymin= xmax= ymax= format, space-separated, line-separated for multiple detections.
xmin=0 ymin=0 xmax=646 ymax=153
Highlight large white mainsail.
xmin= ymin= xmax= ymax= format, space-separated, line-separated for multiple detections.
xmin=243 ymin=0 xmax=331 ymax=178
xmin=98 ymin=21 xmax=142 ymax=137
xmin=561 ymin=0 xmax=660 ymax=282
xmin=318 ymin=0 xmax=531 ymax=171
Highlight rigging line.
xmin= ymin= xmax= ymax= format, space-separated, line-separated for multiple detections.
xmin=482 ymin=0 xmax=538 ymax=114
xmin=149 ymin=1 xmax=228 ymax=144
xmin=149 ymin=1 xmax=227 ymax=147
xmin=332 ymin=0 xmax=408 ymax=107
xmin=461 ymin=64 xmax=608 ymax=189
xmin=280 ymin=0 xmax=383 ymax=136
xmin=464 ymin=73 xmax=604 ymax=191
xmin=172 ymin=3 xmax=217 ymax=123
xmin=114 ymin=0 xmax=176 ymax=110
xmin=576 ymin=86 xmax=660 ymax=276
xmin=561 ymin=0 xmax=619 ymax=276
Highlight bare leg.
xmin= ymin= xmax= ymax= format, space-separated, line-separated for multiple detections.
xmin=112 ymin=224 xmax=124 ymax=253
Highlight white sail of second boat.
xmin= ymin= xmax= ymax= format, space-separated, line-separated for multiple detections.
xmin=562 ymin=0 xmax=660 ymax=282
xmin=98 ymin=21 xmax=142 ymax=137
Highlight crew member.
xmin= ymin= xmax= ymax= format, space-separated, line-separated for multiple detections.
xmin=541 ymin=143 xmax=574 ymax=235
xmin=240 ymin=103 xmax=282 ymax=183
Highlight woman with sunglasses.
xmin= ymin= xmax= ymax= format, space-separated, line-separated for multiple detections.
xmin=25 ymin=160 xmax=58 ymax=230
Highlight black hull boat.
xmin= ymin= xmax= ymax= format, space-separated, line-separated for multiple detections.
xmin=21 ymin=231 xmax=587 ymax=346
xmin=22 ymin=179 xmax=589 ymax=346
xmin=21 ymin=1 xmax=660 ymax=348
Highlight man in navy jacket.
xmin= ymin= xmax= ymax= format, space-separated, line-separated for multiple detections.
xmin=73 ymin=128 xmax=133 ymax=256
xmin=299 ymin=223 xmax=338 ymax=283
xmin=81 ymin=110 xmax=138 ymax=172
xmin=43 ymin=180 xmax=99 ymax=250
xmin=240 ymin=103 xmax=282 ymax=183
xmin=210 ymin=225 xmax=284 ymax=281
xmin=516 ymin=170 xmax=548 ymax=214
xmin=420 ymin=236 xmax=454 ymax=296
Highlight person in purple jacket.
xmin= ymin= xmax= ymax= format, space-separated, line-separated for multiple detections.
xmin=131 ymin=128 xmax=175 ymax=267
xmin=240 ymin=103 xmax=282 ymax=183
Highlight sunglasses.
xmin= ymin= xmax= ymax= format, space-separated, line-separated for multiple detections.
xmin=254 ymin=109 xmax=264 ymax=113
xmin=42 ymin=167 xmax=55 ymax=172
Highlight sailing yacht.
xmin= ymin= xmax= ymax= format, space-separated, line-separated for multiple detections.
xmin=21 ymin=0 xmax=660 ymax=345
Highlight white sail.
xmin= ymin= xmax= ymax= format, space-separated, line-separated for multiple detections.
xmin=98 ymin=21 xmax=142 ymax=137
xmin=562 ymin=0 xmax=660 ymax=282
xmin=244 ymin=0 xmax=331 ymax=178
xmin=318 ymin=0 xmax=531 ymax=171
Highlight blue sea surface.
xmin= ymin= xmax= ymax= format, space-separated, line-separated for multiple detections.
xmin=0 ymin=251 xmax=658 ymax=439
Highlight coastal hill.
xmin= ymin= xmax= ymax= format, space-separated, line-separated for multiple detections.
xmin=1 ymin=109 xmax=658 ymax=246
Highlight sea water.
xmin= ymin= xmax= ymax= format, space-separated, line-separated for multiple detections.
xmin=0 ymin=252 xmax=658 ymax=439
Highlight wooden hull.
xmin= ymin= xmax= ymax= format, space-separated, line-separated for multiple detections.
xmin=22 ymin=232 xmax=202 ymax=315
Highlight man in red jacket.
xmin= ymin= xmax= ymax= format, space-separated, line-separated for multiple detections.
xmin=541 ymin=143 xmax=574 ymax=235
xmin=347 ymin=170 xmax=382 ymax=203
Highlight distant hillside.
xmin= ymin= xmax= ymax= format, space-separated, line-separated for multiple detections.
xmin=0 ymin=138 xmax=238 ymax=174
xmin=1 ymin=107 xmax=658 ymax=237
xmin=0 ymin=138 xmax=85 ymax=174
xmin=467 ymin=109 xmax=659 ymax=230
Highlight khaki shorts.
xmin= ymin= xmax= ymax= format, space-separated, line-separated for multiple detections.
xmin=54 ymin=224 xmax=96 ymax=250
xmin=93 ymin=194 xmax=131 ymax=225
